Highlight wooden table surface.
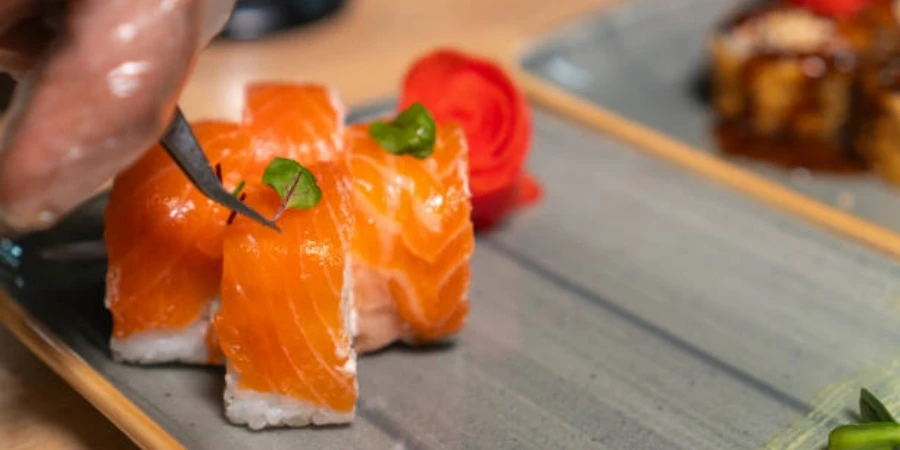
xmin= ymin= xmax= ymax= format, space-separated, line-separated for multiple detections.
xmin=0 ymin=0 xmax=602 ymax=448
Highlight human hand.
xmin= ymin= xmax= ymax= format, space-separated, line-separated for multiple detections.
xmin=0 ymin=0 xmax=237 ymax=236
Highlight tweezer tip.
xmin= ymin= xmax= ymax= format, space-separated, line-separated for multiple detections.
xmin=253 ymin=214 xmax=281 ymax=233
xmin=250 ymin=215 xmax=281 ymax=233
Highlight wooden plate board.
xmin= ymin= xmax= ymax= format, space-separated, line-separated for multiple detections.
xmin=5 ymin=101 xmax=900 ymax=449
xmin=514 ymin=0 xmax=900 ymax=260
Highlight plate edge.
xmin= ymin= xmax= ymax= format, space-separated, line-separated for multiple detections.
xmin=0 ymin=289 xmax=186 ymax=450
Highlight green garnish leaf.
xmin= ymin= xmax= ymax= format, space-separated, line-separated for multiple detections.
xmin=826 ymin=389 xmax=900 ymax=450
xmin=829 ymin=423 xmax=900 ymax=450
xmin=369 ymin=102 xmax=436 ymax=159
xmin=262 ymin=157 xmax=322 ymax=221
xmin=232 ymin=180 xmax=246 ymax=197
xmin=862 ymin=389 xmax=897 ymax=424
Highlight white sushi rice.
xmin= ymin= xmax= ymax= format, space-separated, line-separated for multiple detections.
xmin=223 ymin=251 xmax=357 ymax=429
xmin=223 ymin=366 xmax=355 ymax=430
xmin=110 ymin=298 xmax=219 ymax=365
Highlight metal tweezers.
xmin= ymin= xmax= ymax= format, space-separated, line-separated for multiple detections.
xmin=160 ymin=107 xmax=280 ymax=232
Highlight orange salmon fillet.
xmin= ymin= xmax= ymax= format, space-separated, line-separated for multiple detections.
xmin=104 ymin=121 xmax=251 ymax=364
xmin=214 ymin=163 xmax=357 ymax=428
xmin=346 ymin=122 xmax=474 ymax=354
xmin=243 ymin=83 xmax=346 ymax=167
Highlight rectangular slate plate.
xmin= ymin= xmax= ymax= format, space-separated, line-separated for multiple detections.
xmin=5 ymin=102 xmax=900 ymax=449
xmin=520 ymin=0 xmax=900 ymax=244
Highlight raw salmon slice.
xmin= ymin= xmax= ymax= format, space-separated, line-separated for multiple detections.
xmin=214 ymin=162 xmax=357 ymax=429
xmin=243 ymin=82 xmax=346 ymax=167
xmin=346 ymin=122 xmax=474 ymax=354
xmin=104 ymin=121 xmax=251 ymax=364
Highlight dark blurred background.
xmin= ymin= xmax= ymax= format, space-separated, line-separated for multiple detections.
xmin=0 ymin=75 xmax=12 ymax=112
xmin=220 ymin=0 xmax=345 ymax=40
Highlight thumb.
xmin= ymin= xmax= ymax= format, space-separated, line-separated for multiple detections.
xmin=0 ymin=0 xmax=206 ymax=235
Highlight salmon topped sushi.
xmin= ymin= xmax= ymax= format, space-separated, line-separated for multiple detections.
xmin=102 ymin=77 xmax=480 ymax=430
xmin=104 ymin=121 xmax=251 ymax=364
xmin=346 ymin=107 xmax=474 ymax=354
xmin=214 ymin=162 xmax=357 ymax=429
xmin=211 ymin=82 xmax=357 ymax=429
xmin=103 ymin=83 xmax=347 ymax=365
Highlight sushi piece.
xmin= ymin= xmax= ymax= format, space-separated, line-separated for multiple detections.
xmin=104 ymin=121 xmax=251 ymax=364
xmin=214 ymin=81 xmax=355 ymax=429
xmin=854 ymin=28 xmax=900 ymax=182
xmin=103 ymin=82 xmax=346 ymax=365
xmin=346 ymin=119 xmax=474 ymax=354
xmin=213 ymin=162 xmax=357 ymax=429
xmin=710 ymin=0 xmax=897 ymax=158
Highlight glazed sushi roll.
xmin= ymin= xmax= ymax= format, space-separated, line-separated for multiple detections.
xmin=854 ymin=29 xmax=900 ymax=182
xmin=712 ymin=3 xmax=852 ymax=145
xmin=710 ymin=0 xmax=898 ymax=150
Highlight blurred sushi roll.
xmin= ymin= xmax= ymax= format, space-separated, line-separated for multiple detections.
xmin=854 ymin=29 xmax=900 ymax=181
xmin=712 ymin=4 xmax=852 ymax=145
xmin=710 ymin=0 xmax=899 ymax=157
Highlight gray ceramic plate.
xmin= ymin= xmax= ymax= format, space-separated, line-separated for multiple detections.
xmin=5 ymin=101 xmax=900 ymax=449
xmin=521 ymin=0 xmax=900 ymax=240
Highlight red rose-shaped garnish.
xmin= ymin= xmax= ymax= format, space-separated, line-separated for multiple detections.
xmin=399 ymin=49 xmax=541 ymax=231
xmin=789 ymin=0 xmax=869 ymax=17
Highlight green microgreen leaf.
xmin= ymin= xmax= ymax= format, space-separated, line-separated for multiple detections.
xmin=862 ymin=389 xmax=898 ymax=424
xmin=369 ymin=102 xmax=436 ymax=159
xmin=262 ymin=157 xmax=322 ymax=221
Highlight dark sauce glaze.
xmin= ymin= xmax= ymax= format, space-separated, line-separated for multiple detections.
xmin=711 ymin=0 xmax=900 ymax=173
xmin=0 ymin=74 xmax=13 ymax=113
xmin=713 ymin=120 xmax=867 ymax=173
